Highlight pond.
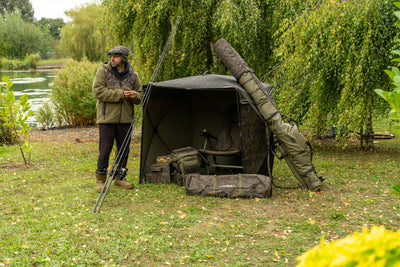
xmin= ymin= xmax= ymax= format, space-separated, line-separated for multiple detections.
xmin=0 ymin=70 xmax=55 ymax=127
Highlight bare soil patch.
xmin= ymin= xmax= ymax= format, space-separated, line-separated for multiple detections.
xmin=29 ymin=126 xmax=142 ymax=144
xmin=29 ymin=126 xmax=99 ymax=143
xmin=0 ymin=161 xmax=32 ymax=170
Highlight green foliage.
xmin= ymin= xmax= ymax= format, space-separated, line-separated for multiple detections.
xmin=0 ymin=10 xmax=52 ymax=59
xmin=375 ymin=2 xmax=400 ymax=125
xmin=393 ymin=184 xmax=400 ymax=197
xmin=296 ymin=226 xmax=400 ymax=266
xmin=60 ymin=3 xmax=107 ymax=62
xmin=0 ymin=76 xmax=33 ymax=163
xmin=273 ymin=0 xmax=396 ymax=141
xmin=0 ymin=0 xmax=34 ymax=23
xmin=0 ymin=53 xmax=40 ymax=70
xmin=37 ymin=18 xmax=65 ymax=41
xmin=35 ymin=101 xmax=55 ymax=129
xmin=49 ymin=58 xmax=98 ymax=126
xmin=375 ymin=84 xmax=400 ymax=122
xmin=100 ymin=0 xmax=276 ymax=82
xmin=0 ymin=81 xmax=16 ymax=145
xmin=36 ymin=18 xmax=66 ymax=58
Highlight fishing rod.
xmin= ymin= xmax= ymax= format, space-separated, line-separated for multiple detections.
xmin=93 ymin=15 xmax=182 ymax=213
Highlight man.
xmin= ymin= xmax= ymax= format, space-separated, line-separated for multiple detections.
xmin=92 ymin=46 xmax=143 ymax=192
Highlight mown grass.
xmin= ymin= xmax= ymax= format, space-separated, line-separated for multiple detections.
xmin=38 ymin=58 xmax=70 ymax=66
xmin=0 ymin=125 xmax=399 ymax=266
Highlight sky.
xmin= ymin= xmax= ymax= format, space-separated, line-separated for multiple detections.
xmin=30 ymin=0 xmax=97 ymax=21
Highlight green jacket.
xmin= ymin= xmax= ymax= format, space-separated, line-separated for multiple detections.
xmin=92 ymin=62 xmax=143 ymax=124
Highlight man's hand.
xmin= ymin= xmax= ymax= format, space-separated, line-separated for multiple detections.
xmin=123 ymin=90 xmax=137 ymax=99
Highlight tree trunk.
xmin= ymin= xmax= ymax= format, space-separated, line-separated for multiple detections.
xmin=363 ymin=113 xmax=374 ymax=150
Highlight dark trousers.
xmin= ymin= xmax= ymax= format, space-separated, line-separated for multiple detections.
xmin=96 ymin=124 xmax=131 ymax=174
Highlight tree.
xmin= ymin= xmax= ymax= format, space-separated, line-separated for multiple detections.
xmin=98 ymin=0 xmax=398 ymax=149
xmin=0 ymin=0 xmax=34 ymax=23
xmin=60 ymin=3 xmax=107 ymax=62
xmin=99 ymin=0 xmax=276 ymax=82
xmin=272 ymin=0 xmax=397 ymax=149
xmin=0 ymin=10 xmax=52 ymax=59
xmin=36 ymin=17 xmax=65 ymax=58
xmin=37 ymin=18 xmax=65 ymax=40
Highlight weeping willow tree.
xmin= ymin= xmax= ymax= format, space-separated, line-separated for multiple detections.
xmin=99 ymin=0 xmax=278 ymax=82
xmin=273 ymin=0 xmax=397 ymax=148
xmin=60 ymin=3 xmax=107 ymax=62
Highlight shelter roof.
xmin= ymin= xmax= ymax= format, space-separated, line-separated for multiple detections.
xmin=153 ymin=74 xmax=244 ymax=91
xmin=151 ymin=74 xmax=274 ymax=97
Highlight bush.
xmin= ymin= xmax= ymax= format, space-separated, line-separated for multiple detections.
xmin=374 ymin=2 xmax=400 ymax=126
xmin=296 ymin=226 xmax=400 ymax=266
xmin=0 ymin=53 xmax=40 ymax=70
xmin=49 ymin=58 xmax=98 ymax=126
xmin=0 ymin=77 xmax=33 ymax=163
xmin=35 ymin=101 xmax=55 ymax=129
xmin=0 ymin=78 xmax=17 ymax=145
xmin=0 ymin=119 xmax=16 ymax=145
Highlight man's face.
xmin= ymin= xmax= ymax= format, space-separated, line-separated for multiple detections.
xmin=110 ymin=54 xmax=123 ymax=68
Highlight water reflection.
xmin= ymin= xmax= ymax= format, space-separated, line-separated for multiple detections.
xmin=0 ymin=70 xmax=56 ymax=126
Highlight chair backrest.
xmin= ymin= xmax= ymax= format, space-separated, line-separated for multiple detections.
xmin=216 ymin=107 xmax=240 ymax=152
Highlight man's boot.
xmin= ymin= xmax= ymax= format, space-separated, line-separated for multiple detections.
xmin=114 ymin=168 xmax=134 ymax=189
xmin=95 ymin=172 xmax=107 ymax=193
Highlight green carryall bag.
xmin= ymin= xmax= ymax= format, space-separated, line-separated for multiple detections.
xmin=171 ymin=147 xmax=201 ymax=185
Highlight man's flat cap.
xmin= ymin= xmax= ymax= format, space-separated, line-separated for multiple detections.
xmin=108 ymin=46 xmax=129 ymax=57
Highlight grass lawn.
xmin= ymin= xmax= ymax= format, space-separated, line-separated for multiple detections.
xmin=38 ymin=58 xmax=70 ymax=66
xmin=0 ymin=124 xmax=399 ymax=266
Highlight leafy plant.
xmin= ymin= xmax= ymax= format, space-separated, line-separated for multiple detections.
xmin=0 ymin=76 xmax=33 ymax=163
xmin=273 ymin=0 xmax=396 ymax=149
xmin=49 ymin=58 xmax=98 ymax=127
xmin=0 ymin=53 xmax=40 ymax=70
xmin=393 ymin=184 xmax=400 ymax=197
xmin=374 ymin=2 xmax=400 ymax=125
xmin=375 ymin=68 xmax=400 ymax=122
xmin=296 ymin=226 xmax=400 ymax=266
xmin=35 ymin=101 xmax=55 ymax=129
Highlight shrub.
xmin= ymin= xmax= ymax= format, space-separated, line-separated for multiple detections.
xmin=50 ymin=58 xmax=98 ymax=126
xmin=0 ymin=77 xmax=33 ymax=163
xmin=296 ymin=226 xmax=400 ymax=266
xmin=0 ymin=118 xmax=16 ymax=145
xmin=0 ymin=78 xmax=17 ymax=145
xmin=374 ymin=2 xmax=400 ymax=126
xmin=0 ymin=53 xmax=40 ymax=70
xmin=35 ymin=101 xmax=55 ymax=129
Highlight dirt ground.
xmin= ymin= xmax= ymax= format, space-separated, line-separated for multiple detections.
xmin=29 ymin=126 xmax=99 ymax=143
xmin=29 ymin=126 xmax=142 ymax=144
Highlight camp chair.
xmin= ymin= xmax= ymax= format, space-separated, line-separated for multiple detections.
xmin=198 ymin=107 xmax=243 ymax=174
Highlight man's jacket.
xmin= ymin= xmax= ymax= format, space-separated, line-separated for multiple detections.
xmin=92 ymin=62 xmax=143 ymax=124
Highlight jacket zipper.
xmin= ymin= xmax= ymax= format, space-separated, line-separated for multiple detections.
xmin=119 ymin=80 xmax=123 ymax=123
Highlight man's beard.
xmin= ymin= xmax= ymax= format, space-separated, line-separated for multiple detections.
xmin=111 ymin=60 xmax=123 ymax=68
xmin=111 ymin=61 xmax=118 ymax=68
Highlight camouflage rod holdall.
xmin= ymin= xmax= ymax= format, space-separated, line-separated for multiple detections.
xmin=214 ymin=38 xmax=324 ymax=191
xmin=186 ymin=173 xmax=272 ymax=198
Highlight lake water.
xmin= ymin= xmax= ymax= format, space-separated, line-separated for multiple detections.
xmin=0 ymin=70 xmax=55 ymax=126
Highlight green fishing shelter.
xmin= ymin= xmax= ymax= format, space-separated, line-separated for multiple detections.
xmin=139 ymin=74 xmax=274 ymax=182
